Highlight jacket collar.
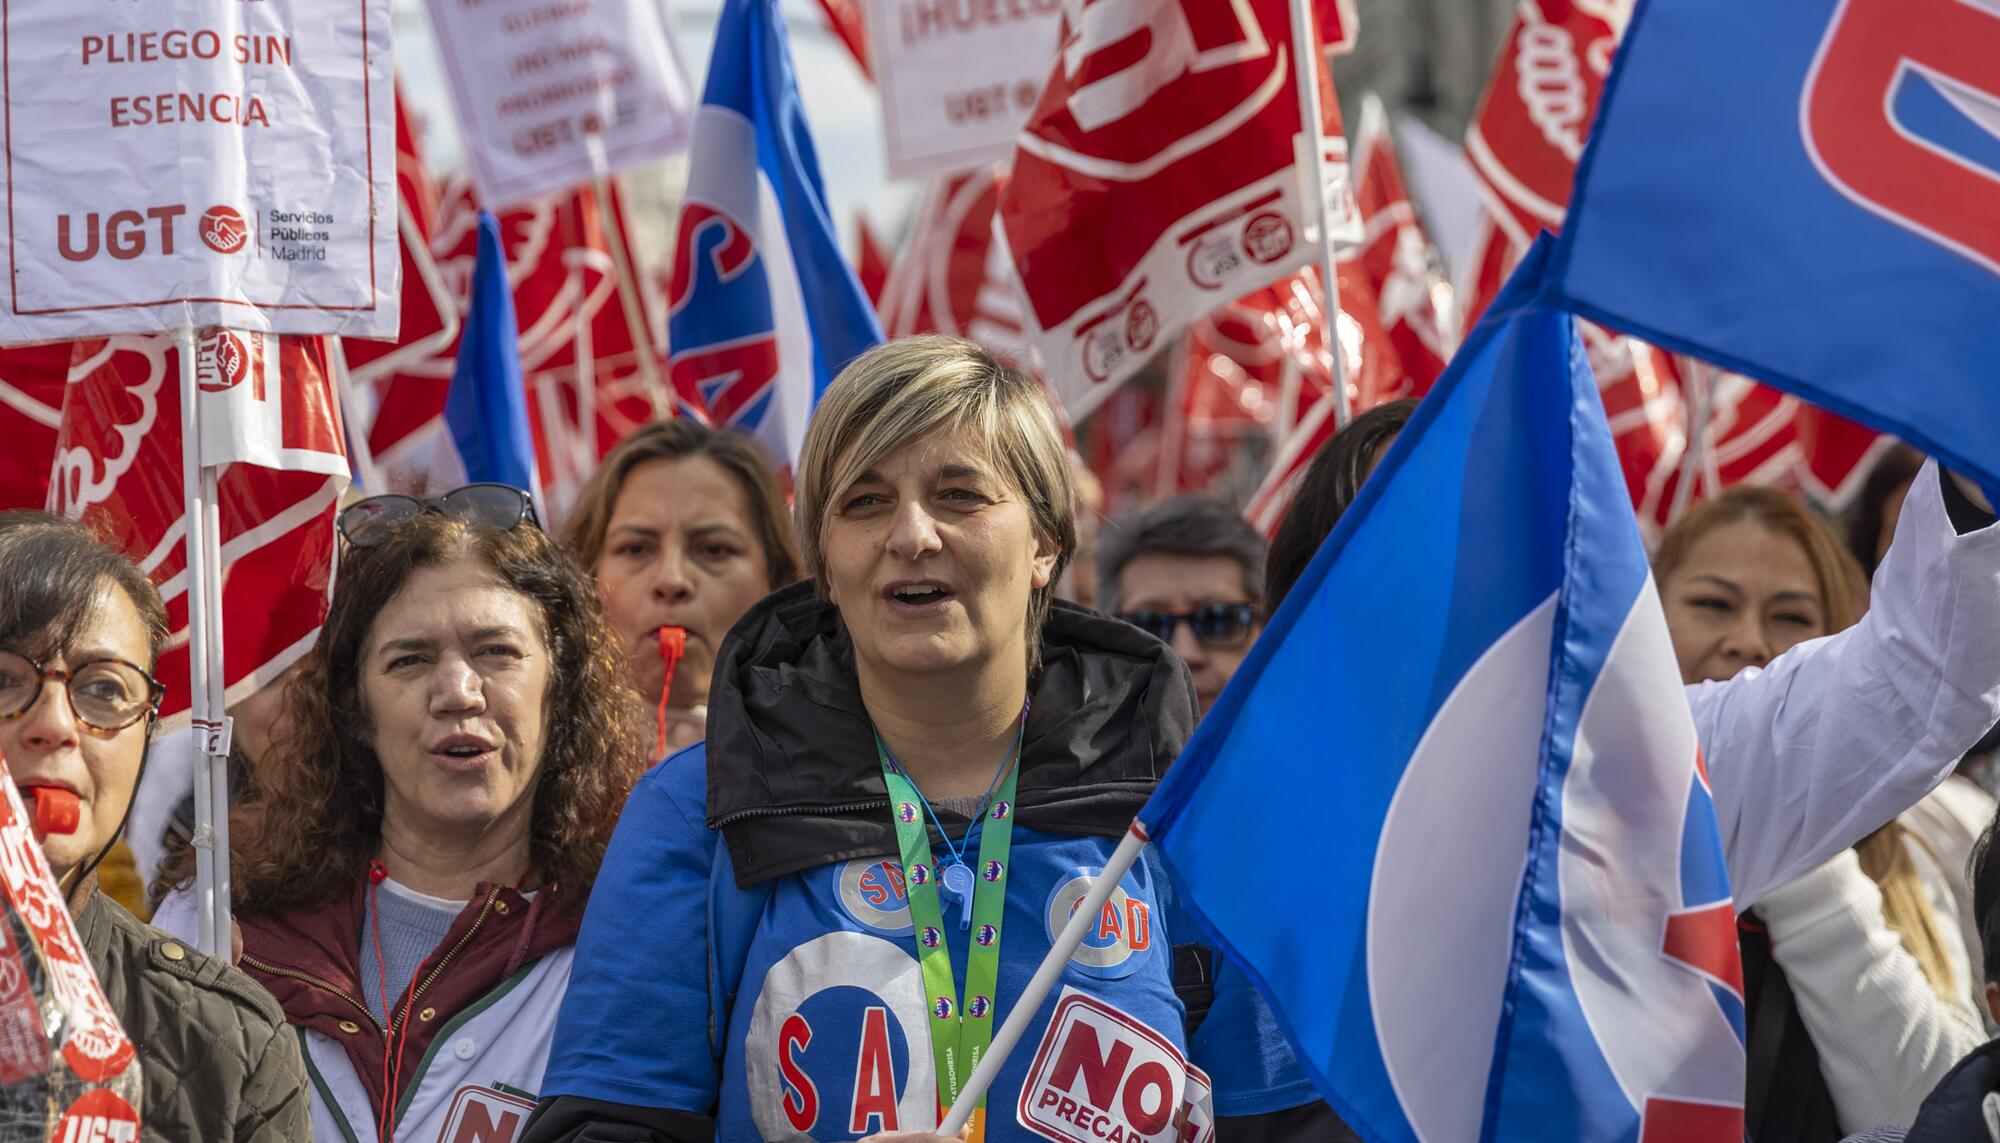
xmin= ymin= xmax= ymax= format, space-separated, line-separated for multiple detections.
xmin=705 ymin=582 xmax=1197 ymax=887
xmin=237 ymin=872 xmax=581 ymax=1118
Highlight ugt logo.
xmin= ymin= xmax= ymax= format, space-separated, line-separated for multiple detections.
xmin=1802 ymin=0 xmax=2000 ymax=275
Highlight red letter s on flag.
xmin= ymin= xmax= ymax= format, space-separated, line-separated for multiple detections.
xmin=1802 ymin=0 xmax=2000 ymax=274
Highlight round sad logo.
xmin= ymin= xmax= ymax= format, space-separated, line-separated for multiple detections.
xmin=837 ymin=857 xmax=913 ymax=936
xmin=1045 ymin=869 xmax=1155 ymax=980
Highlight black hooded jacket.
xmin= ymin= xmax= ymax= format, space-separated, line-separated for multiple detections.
xmin=524 ymin=584 xmax=1354 ymax=1142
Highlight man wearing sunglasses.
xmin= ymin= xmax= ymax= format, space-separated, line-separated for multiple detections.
xmin=1099 ymin=496 xmax=1265 ymax=716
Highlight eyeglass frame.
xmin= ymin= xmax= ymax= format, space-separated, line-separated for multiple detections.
xmin=337 ymin=483 xmax=542 ymax=549
xmin=0 ymin=648 xmax=165 ymax=735
xmin=1111 ymin=601 xmax=1263 ymax=650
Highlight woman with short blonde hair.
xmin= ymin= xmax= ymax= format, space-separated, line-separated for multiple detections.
xmin=525 ymin=336 xmax=1346 ymax=1142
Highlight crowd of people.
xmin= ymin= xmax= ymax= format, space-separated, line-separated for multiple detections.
xmin=3 ymin=334 xmax=2000 ymax=1141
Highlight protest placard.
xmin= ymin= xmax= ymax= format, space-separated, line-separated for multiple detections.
xmin=0 ymin=1 xmax=398 ymax=342
xmin=865 ymin=0 xmax=1063 ymax=178
xmin=425 ymin=0 xmax=695 ymax=209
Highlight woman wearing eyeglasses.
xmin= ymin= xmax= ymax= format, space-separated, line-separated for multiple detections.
xmin=563 ymin=421 xmax=802 ymax=756
xmin=0 ymin=511 xmax=309 ymax=1141
xmin=212 ymin=490 xmax=650 ymax=1142
xmin=523 ymin=337 xmax=1343 ymax=1142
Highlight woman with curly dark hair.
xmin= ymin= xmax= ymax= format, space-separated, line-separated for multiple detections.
xmin=164 ymin=486 xmax=650 ymax=1143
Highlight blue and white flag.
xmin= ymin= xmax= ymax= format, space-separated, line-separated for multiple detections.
xmin=666 ymin=0 xmax=883 ymax=467
xmin=438 ymin=210 xmax=541 ymax=502
xmin=1141 ymin=242 xmax=1747 ymax=1142
xmin=1544 ymin=0 xmax=2000 ymax=489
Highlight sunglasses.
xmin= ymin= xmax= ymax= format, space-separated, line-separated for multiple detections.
xmin=338 ymin=484 xmax=540 ymax=548
xmin=0 ymin=648 xmax=163 ymax=734
xmin=1113 ymin=602 xmax=1261 ymax=650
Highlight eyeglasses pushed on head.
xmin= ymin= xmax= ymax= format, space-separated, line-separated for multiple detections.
xmin=337 ymin=483 xmax=540 ymax=549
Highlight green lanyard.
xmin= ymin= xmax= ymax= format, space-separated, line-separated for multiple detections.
xmin=876 ymin=733 xmax=1022 ymax=1135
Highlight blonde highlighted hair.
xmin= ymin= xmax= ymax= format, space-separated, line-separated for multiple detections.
xmin=793 ymin=336 xmax=1077 ymax=669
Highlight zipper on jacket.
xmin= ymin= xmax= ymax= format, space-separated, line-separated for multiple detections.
xmin=711 ymin=797 xmax=888 ymax=828
xmin=240 ymin=953 xmax=383 ymax=1036
xmin=389 ymin=885 xmax=500 ymax=1035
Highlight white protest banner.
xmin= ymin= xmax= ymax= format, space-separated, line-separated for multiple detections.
xmin=866 ymin=0 xmax=1062 ymax=179
xmin=425 ymin=0 xmax=695 ymax=209
xmin=0 ymin=1 xmax=398 ymax=342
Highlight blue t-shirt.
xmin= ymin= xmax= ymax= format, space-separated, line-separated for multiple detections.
xmin=542 ymin=747 xmax=1318 ymax=1140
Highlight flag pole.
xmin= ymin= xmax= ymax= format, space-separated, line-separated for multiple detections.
xmin=1668 ymin=356 xmax=1714 ymax=523
xmin=178 ymin=321 xmax=232 ymax=957
xmin=329 ymin=337 xmax=385 ymax=492
xmin=1287 ymin=0 xmax=1352 ymax=432
xmin=585 ymin=133 xmax=671 ymax=424
xmin=939 ymin=823 xmax=1151 ymax=1136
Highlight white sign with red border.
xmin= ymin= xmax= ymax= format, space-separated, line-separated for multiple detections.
xmin=865 ymin=0 xmax=1064 ymax=178
xmin=0 ymin=0 xmax=398 ymax=342
xmin=424 ymin=0 xmax=694 ymax=210
xmin=1017 ymin=988 xmax=1216 ymax=1143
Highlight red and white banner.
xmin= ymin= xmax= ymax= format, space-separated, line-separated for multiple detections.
xmin=999 ymin=0 xmax=1345 ymax=420
xmin=865 ymin=0 xmax=1063 ymax=178
xmin=880 ymin=166 xmax=1035 ymax=363
xmin=1350 ymin=97 xmax=1454 ymax=395
xmin=366 ymin=176 xmax=663 ymax=513
xmin=46 ymin=334 xmax=347 ymax=726
xmin=343 ymin=93 xmax=461 ymax=412
xmin=1460 ymin=0 xmax=1627 ymax=323
xmin=0 ymin=1 xmax=399 ymax=341
xmin=0 ymin=345 xmax=72 ymax=511
xmin=424 ymin=0 xmax=694 ymax=209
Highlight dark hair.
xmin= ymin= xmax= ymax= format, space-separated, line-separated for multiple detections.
xmin=225 ymin=513 xmax=649 ymax=914
xmin=0 ymin=511 xmax=169 ymax=671
xmin=1842 ymin=444 xmax=1925 ymax=576
xmin=564 ymin=419 xmax=802 ymax=591
xmin=1264 ymin=399 xmax=1419 ymax=614
xmin=1973 ymin=806 xmax=2000 ymax=986
xmin=1094 ymin=496 xmax=1265 ymax=614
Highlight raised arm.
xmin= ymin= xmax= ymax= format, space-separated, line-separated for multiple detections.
xmin=1696 ymin=462 xmax=2000 ymax=908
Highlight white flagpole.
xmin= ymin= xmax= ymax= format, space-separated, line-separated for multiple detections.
xmin=1669 ymin=357 xmax=1715 ymax=524
xmin=177 ymin=322 xmax=233 ymax=957
xmin=329 ymin=337 xmax=385 ymax=493
xmin=939 ymin=823 xmax=1150 ymax=1136
xmin=1287 ymin=0 xmax=1352 ymax=433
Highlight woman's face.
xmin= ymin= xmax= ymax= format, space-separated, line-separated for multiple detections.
xmin=822 ymin=427 xmax=1058 ymax=685
xmin=595 ymin=456 xmax=773 ymax=708
xmin=1660 ymin=520 xmax=1828 ymax=684
xmin=0 ymin=585 xmax=152 ymax=879
xmin=361 ymin=558 xmax=553 ymax=847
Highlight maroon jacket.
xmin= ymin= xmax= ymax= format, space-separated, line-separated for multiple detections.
xmin=236 ymin=873 xmax=582 ymax=1123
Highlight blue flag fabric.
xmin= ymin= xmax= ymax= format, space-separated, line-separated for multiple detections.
xmin=666 ymin=0 xmax=883 ymax=467
xmin=1141 ymin=242 xmax=1747 ymax=1142
xmin=1544 ymin=0 xmax=2000 ymax=489
xmin=442 ymin=211 xmax=540 ymax=498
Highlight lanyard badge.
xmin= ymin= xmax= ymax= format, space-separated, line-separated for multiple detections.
xmin=877 ymin=729 xmax=1023 ymax=1141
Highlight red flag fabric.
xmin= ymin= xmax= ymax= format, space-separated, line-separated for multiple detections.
xmin=813 ymin=0 xmax=873 ymax=78
xmin=880 ymin=166 xmax=1035 ymax=363
xmin=1317 ymin=0 xmax=1359 ymax=54
xmin=47 ymin=334 xmax=347 ymax=726
xmin=1350 ymin=98 xmax=1454 ymax=395
xmin=998 ymin=0 xmax=1345 ymax=418
xmin=367 ymin=176 xmax=665 ymax=510
xmin=1461 ymin=0 xmax=1625 ymax=323
xmin=0 ymin=344 xmax=72 ymax=510
xmin=856 ymin=216 xmax=892 ymax=309
xmin=347 ymin=91 xmax=460 ymax=476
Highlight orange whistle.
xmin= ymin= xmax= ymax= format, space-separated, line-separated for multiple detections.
xmin=22 ymin=787 xmax=80 ymax=836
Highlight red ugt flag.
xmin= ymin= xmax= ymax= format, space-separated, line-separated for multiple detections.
xmin=999 ymin=0 xmax=1346 ymax=419
xmin=47 ymin=335 xmax=347 ymax=726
